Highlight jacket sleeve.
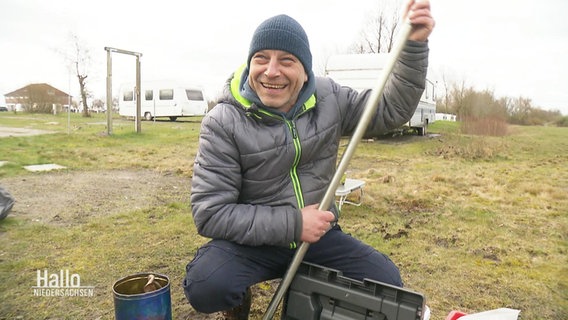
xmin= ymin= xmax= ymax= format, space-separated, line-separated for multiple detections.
xmin=341 ymin=40 xmax=430 ymax=136
xmin=190 ymin=108 xmax=300 ymax=248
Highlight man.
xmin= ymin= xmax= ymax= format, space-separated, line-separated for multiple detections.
xmin=184 ymin=1 xmax=435 ymax=318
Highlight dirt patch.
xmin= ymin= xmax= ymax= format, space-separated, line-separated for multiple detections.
xmin=0 ymin=170 xmax=189 ymax=225
xmin=0 ymin=170 xmax=287 ymax=319
xmin=0 ymin=125 xmax=56 ymax=138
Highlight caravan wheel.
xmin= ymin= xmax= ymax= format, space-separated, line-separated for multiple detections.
xmin=144 ymin=112 xmax=153 ymax=121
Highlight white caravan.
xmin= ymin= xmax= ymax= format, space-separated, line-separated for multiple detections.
xmin=325 ymin=53 xmax=436 ymax=136
xmin=118 ymin=81 xmax=208 ymax=121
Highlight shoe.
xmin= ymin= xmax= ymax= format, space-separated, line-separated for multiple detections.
xmin=222 ymin=287 xmax=252 ymax=320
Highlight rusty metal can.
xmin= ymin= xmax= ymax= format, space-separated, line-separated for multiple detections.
xmin=112 ymin=272 xmax=171 ymax=320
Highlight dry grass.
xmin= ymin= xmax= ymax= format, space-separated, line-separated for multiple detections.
xmin=460 ymin=116 xmax=509 ymax=137
xmin=0 ymin=113 xmax=567 ymax=319
xmin=343 ymin=124 xmax=568 ymax=319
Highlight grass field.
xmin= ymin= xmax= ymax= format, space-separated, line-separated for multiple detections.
xmin=0 ymin=112 xmax=566 ymax=319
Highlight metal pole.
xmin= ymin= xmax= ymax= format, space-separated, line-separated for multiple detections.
xmin=68 ymin=67 xmax=71 ymax=135
xmin=106 ymin=49 xmax=113 ymax=135
xmin=135 ymin=56 xmax=141 ymax=133
xmin=262 ymin=20 xmax=413 ymax=320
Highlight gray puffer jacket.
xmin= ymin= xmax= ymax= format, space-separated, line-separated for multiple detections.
xmin=191 ymin=41 xmax=429 ymax=248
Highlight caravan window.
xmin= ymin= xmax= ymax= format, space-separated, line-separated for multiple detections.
xmin=145 ymin=90 xmax=153 ymax=101
xmin=159 ymin=89 xmax=174 ymax=100
xmin=186 ymin=89 xmax=204 ymax=101
xmin=123 ymin=90 xmax=134 ymax=101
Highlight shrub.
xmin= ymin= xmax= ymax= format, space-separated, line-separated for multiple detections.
xmin=460 ymin=116 xmax=508 ymax=136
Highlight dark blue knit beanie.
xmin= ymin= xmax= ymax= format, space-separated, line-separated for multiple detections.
xmin=247 ymin=14 xmax=312 ymax=73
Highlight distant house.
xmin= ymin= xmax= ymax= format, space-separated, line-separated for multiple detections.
xmin=435 ymin=113 xmax=457 ymax=121
xmin=4 ymin=83 xmax=72 ymax=113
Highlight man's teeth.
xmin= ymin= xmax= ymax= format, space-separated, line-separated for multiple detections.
xmin=263 ymin=83 xmax=285 ymax=89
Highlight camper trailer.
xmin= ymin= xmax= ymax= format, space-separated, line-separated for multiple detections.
xmin=118 ymin=81 xmax=208 ymax=121
xmin=325 ymin=53 xmax=436 ymax=136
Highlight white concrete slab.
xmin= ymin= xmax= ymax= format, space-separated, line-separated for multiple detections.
xmin=23 ymin=164 xmax=67 ymax=172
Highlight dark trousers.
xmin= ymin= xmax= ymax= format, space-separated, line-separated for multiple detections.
xmin=183 ymin=225 xmax=402 ymax=314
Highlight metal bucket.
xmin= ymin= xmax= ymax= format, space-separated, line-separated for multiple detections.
xmin=112 ymin=272 xmax=172 ymax=320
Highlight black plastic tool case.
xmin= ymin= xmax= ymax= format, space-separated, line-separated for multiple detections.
xmin=282 ymin=262 xmax=426 ymax=320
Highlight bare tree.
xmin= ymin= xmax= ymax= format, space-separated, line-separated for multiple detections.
xmin=351 ymin=2 xmax=401 ymax=54
xmin=450 ymin=79 xmax=470 ymax=119
xmin=436 ymin=69 xmax=452 ymax=113
xmin=24 ymin=86 xmax=55 ymax=113
xmin=508 ymin=96 xmax=533 ymax=125
xmin=384 ymin=9 xmax=400 ymax=53
xmin=55 ymin=33 xmax=93 ymax=117
xmin=71 ymin=34 xmax=91 ymax=117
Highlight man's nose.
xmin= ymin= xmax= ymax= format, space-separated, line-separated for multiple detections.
xmin=264 ymin=57 xmax=281 ymax=77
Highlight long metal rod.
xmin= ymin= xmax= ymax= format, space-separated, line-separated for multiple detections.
xmin=262 ymin=19 xmax=413 ymax=320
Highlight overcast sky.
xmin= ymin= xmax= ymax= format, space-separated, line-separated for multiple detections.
xmin=1 ymin=0 xmax=567 ymax=115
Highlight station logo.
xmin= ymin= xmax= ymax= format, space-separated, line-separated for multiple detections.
xmin=32 ymin=269 xmax=95 ymax=297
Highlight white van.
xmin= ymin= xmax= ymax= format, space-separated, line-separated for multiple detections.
xmin=118 ymin=80 xmax=208 ymax=121
xmin=325 ymin=53 xmax=436 ymax=136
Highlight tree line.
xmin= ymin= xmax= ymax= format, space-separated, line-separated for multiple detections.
xmin=437 ymin=79 xmax=568 ymax=128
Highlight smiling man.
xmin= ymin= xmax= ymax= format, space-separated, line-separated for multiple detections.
xmin=245 ymin=14 xmax=314 ymax=116
xmin=184 ymin=2 xmax=435 ymax=319
xmin=248 ymin=49 xmax=307 ymax=113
